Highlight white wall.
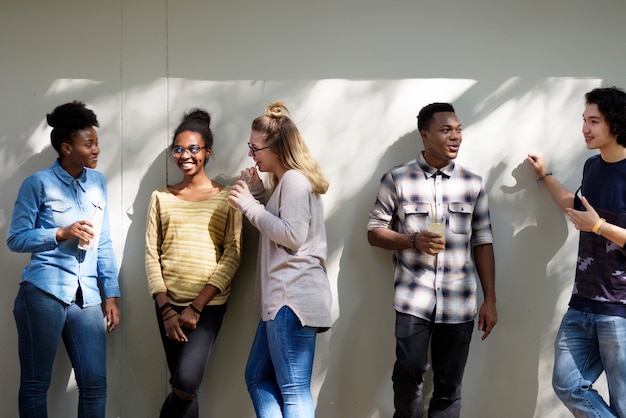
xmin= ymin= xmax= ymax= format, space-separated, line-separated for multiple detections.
xmin=1 ymin=1 xmax=626 ymax=417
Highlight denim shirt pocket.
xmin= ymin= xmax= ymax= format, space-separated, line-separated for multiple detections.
xmin=50 ymin=201 xmax=73 ymax=227
xmin=401 ymin=202 xmax=431 ymax=233
xmin=448 ymin=202 xmax=473 ymax=234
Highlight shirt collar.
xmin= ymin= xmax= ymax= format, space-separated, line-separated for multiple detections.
xmin=52 ymin=159 xmax=88 ymax=188
xmin=416 ymin=152 xmax=454 ymax=179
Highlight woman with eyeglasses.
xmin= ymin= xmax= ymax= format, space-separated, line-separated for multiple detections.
xmin=229 ymin=102 xmax=332 ymax=418
xmin=145 ymin=108 xmax=242 ymax=418
xmin=7 ymin=101 xmax=120 ymax=417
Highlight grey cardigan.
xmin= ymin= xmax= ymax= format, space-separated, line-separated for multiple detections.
xmin=237 ymin=169 xmax=332 ymax=329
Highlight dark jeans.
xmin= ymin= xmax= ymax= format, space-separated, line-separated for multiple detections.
xmin=156 ymin=302 xmax=226 ymax=418
xmin=13 ymin=282 xmax=107 ymax=418
xmin=392 ymin=311 xmax=473 ymax=418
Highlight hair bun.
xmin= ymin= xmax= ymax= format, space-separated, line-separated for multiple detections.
xmin=182 ymin=108 xmax=211 ymax=125
xmin=46 ymin=112 xmax=73 ymax=129
xmin=46 ymin=100 xmax=99 ymax=130
xmin=265 ymin=102 xmax=290 ymax=118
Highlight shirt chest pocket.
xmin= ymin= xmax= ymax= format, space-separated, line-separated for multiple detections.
xmin=400 ymin=202 xmax=431 ymax=233
xmin=50 ymin=201 xmax=74 ymax=227
xmin=448 ymin=202 xmax=473 ymax=234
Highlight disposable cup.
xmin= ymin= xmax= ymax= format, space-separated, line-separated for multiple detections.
xmin=427 ymin=222 xmax=445 ymax=254
xmin=78 ymin=202 xmax=104 ymax=251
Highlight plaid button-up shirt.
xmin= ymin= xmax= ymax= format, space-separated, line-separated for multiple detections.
xmin=368 ymin=152 xmax=493 ymax=323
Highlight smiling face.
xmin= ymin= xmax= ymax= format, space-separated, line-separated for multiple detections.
xmin=420 ymin=111 xmax=462 ymax=168
xmin=582 ymin=103 xmax=617 ymax=151
xmin=172 ymin=130 xmax=210 ymax=176
xmin=248 ymin=130 xmax=282 ymax=176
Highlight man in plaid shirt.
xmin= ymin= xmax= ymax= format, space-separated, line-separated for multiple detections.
xmin=367 ymin=102 xmax=497 ymax=418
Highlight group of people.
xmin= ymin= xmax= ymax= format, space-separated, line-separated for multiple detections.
xmin=7 ymin=100 xmax=331 ymax=418
xmin=6 ymin=86 xmax=626 ymax=418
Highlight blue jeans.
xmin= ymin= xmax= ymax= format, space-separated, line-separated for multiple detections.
xmin=392 ymin=311 xmax=474 ymax=418
xmin=553 ymin=308 xmax=626 ymax=418
xmin=156 ymin=302 xmax=226 ymax=418
xmin=245 ymin=306 xmax=317 ymax=418
xmin=13 ymin=281 xmax=107 ymax=418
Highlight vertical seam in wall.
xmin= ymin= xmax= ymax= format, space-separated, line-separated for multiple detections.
xmin=119 ymin=0 xmax=124 ymax=233
xmin=163 ymin=0 xmax=171 ymax=397
xmin=165 ymin=0 xmax=170 ymax=184
xmin=117 ymin=0 xmax=124 ymax=414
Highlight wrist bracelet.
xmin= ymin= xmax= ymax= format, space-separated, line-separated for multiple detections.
xmin=189 ymin=303 xmax=202 ymax=315
xmin=592 ymin=218 xmax=606 ymax=234
xmin=411 ymin=232 xmax=417 ymax=249
xmin=163 ymin=312 xmax=179 ymax=321
xmin=159 ymin=302 xmax=174 ymax=313
xmin=536 ymin=170 xmax=553 ymax=186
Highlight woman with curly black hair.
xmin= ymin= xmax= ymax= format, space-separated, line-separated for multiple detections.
xmin=7 ymin=101 xmax=121 ymax=418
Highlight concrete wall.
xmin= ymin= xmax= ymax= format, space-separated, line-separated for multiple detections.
xmin=1 ymin=0 xmax=625 ymax=416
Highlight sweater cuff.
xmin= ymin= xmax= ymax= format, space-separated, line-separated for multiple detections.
xmin=237 ymin=193 xmax=258 ymax=213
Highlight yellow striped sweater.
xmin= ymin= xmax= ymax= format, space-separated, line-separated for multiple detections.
xmin=145 ymin=186 xmax=242 ymax=306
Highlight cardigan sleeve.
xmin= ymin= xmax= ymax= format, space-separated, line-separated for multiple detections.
xmin=239 ymin=170 xmax=311 ymax=251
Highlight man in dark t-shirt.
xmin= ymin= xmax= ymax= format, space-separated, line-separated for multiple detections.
xmin=527 ymin=86 xmax=626 ymax=418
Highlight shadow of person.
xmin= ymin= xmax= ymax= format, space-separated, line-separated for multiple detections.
xmin=116 ymin=150 xmax=171 ymax=416
xmin=315 ymin=130 xmax=431 ymax=418
xmin=462 ymin=159 xmax=568 ymax=416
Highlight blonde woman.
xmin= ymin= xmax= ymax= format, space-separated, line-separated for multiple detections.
xmin=229 ymin=102 xmax=331 ymax=418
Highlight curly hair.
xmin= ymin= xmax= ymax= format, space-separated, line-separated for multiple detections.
xmin=251 ymin=102 xmax=329 ymax=194
xmin=585 ymin=87 xmax=626 ymax=146
xmin=46 ymin=101 xmax=99 ymax=155
xmin=417 ymin=102 xmax=455 ymax=132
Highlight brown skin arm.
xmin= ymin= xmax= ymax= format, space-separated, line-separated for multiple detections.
xmin=367 ymin=228 xmax=444 ymax=256
xmin=104 ymin=297 xmax=120 ymax=333
xmin=55 ymin=220 xmax=95 ymax=243
xmin=473 ymin=243 xmax=497 ymax=340
xmin=154 ymin=284 xmax=220 ymax=343
xmin=178 ymin=284 xmax=220 ymax=330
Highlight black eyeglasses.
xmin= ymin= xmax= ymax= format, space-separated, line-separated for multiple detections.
xmin=248 ymin=142 xmax=271 ymax=156
xmin=171 ymin=145 xmax=207 ymax=157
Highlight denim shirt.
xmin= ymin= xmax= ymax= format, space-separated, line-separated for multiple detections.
xmin=7 ymin=160 xmax=120 ymax=306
